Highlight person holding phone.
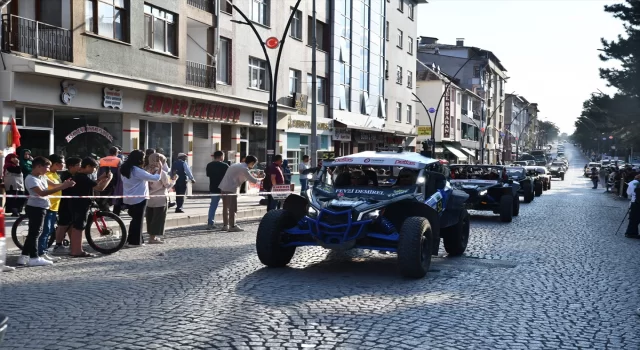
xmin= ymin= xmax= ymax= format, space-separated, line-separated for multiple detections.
xmin=97 ymin=146 xmax=122 ymax=212
xmin=144 ymin=153 xmax=176 ymax=243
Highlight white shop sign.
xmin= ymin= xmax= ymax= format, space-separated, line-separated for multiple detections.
xmin=332 ymin=127 xmax=351 ymax=141
xmin=103 ymin=88 xmax=123 ymax=109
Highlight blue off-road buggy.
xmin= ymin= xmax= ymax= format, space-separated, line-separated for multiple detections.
xmin=255 ymin=150 xmax=471 ymax=278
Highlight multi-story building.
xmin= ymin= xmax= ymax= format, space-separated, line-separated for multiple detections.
xmin=460 ymin=89 xmax=483 ymax=163
xmin=415 ymin=63 xmax=472 ymax=163
xmin=417 ymin=37 xmax=508 ymax=164
xmin=504 ymin=94 xmax=531 ymax=162
xmin=0 ymin=0 xmax=425 ymax=190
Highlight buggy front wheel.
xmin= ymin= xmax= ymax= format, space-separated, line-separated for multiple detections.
xmin=85 ymin=211 xmax=127 ymax=254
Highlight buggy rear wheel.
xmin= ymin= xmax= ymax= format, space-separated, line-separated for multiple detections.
xmin=535 ymin=182 xmax=543 ymax=197
xmin=499 ymin=195 xmax=514 ymax=223
xmin=256 ymin=210 xmax=296 ymax=267
xmin=442 ymin=210 xmax=470 ymax=256
xmin=397 ymin=216 xmax=433 ymax=278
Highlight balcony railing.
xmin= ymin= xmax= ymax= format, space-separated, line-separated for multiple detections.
xmin=186 ymin=61 xmax=216 ymax=89
xmin=187 ymin=0 xmax=213 ymax=13
xmin=1 ymin=14 xmax=72 ymax=62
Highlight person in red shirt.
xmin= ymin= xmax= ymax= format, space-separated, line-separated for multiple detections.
xmin=265 ymin=154 xmax=285 ymax=211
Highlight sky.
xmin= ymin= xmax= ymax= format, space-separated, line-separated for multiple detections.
xmin=417 ymin=0 xmax=625 ymax=134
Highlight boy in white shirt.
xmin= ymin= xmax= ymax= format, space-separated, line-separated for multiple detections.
xmin=18 ymin=156 xmax=75 ymax=267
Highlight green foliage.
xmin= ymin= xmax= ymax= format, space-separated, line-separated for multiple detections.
xmin=574 ymin=1 xmax=640 ymax=151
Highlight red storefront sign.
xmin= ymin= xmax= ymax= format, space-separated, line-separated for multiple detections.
xmin=143 ymin=94 xmax=240 ymax=122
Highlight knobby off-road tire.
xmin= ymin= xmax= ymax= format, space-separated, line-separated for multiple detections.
xmin=256 ymin=209 xmax=296 ymax=267
xmin=441 ymin=210 xmax=470 ymax=256
xmin=513 ymin=196 xmax=520 ymax=217
xmin=499 ymin=195 xmax=514 ymax=223
xmin=524 ymin=185 xmax=534 ymax=203
xmin=547 ymin=180 xmax=551 ymax=190
xmin=397 ymin=216 xmax=433 ymax=278
xmin=561 ymin=173 xmax=565 ymax=181
xmin=534 ymin=182 xmax=543 ymax=197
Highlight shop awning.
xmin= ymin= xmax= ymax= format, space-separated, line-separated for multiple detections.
xmin=459 ymin=147 xmax=476 ymax=158
xmin=444 ymin=144 xmax=468 ymax=161
xmin=434 ymin=147 xmax=444 ymax=154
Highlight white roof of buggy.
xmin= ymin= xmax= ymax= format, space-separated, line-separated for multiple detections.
xmin=326 ymin=151 xmax=438 ymax=169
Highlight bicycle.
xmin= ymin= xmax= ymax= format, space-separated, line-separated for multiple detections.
xmin=11 ymin=202 xmax=128 ymax=255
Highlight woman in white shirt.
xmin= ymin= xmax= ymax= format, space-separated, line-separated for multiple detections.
xmin=120 ymin=150 xmax=161 ymax=247
xmin=144 ymin=153 xmax=176 ymax=244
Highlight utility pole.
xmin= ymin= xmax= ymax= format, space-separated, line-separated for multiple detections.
xmin=310 ymin=0 xmax=318 ymax=167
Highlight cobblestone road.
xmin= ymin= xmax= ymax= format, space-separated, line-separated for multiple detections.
xmin=1 ymin=145 xmax=639 ymax=349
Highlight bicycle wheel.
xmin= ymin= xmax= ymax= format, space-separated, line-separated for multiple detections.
xmin=84 ymin=211 xmax=127 ymax=254
xmin=11 ymin=215 xmax=28 ymax=250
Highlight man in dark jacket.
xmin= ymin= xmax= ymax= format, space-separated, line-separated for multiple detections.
xmin=206 ymin=151 xmax=229 ymax=230
xmin=171 ymin=153 xmax=195 ymax=213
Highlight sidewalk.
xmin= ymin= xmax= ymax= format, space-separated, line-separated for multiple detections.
xmin=5 ymin=193 xmax=267 ymax=250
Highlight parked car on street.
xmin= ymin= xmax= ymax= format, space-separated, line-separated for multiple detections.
xmin=256 ymin=151 xmax=472 ymax=278
xmin=584 ymin=162 xmax=600 ymax=177
xmin=449 ymin=165 xmax=520 ymax=222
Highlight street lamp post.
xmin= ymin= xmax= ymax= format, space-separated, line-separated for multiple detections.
xmin=229 ymin=0 xmax=302 ymax=164
xmin=480 ymin=91 xmax=515 ymax=164
xmin=415 ymin=51 xmax=488 ymax=157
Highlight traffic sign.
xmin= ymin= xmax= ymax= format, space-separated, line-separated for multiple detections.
xmin=265 ymin=37 xmax=279 ymax=49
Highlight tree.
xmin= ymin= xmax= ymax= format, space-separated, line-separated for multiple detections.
xmin=600 ymin=1 xmax=640 ymax=97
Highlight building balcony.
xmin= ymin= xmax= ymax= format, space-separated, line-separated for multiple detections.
xmin=461 ymin=139 xmax=480 ymax=150
xmin=186 ymin=61 xmax=216 ymax=89
xmin=188 ymin=0 xmax=214 ymax=13
xmin=1 ymin=14 xmax=72 ymax=62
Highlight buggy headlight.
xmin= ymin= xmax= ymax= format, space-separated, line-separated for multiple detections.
xmin=364 ymin=210 xmax=381 ymax=220
xmin=306 ymin=173 xmax=314 ymax=180
xmin=417 ymin=177 xmax=426 ymax=184
xmin=479 ymin=190 xmax=488 ymax=196
xmin=307 ymin=206 xmax=318 ymax=218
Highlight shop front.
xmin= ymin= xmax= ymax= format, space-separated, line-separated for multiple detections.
xmin=278 ymin=115 xmax=333 ymax=184
xmin=0 ymin=72 xmax=286 ymax=193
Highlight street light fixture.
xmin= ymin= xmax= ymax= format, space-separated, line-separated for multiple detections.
xmin=414 ymin=50 xmax=489 ymax=157
xmin=228 ymin=0 xmax=302 ymax=164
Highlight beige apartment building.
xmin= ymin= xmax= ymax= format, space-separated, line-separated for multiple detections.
xmin=0 ymin=0 xmax=425 ymax=191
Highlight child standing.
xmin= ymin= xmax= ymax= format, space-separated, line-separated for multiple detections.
xmin=17 ymin=157 xmax=75 ymax=267
xmin=37 ymin=154 xmax=66 ymax=262
xmin=51 ymin=157 xmax=81 ymax=255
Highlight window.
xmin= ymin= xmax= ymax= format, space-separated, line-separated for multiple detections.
xmin=220 ymin=0 xmax=233 ymax=14
xmin=396 ymin=102 xmax=402 ymax=122
xmin=251 ymin=0 xmax=269 ymax=26
xmin=290 ymin=8 xmax=302 ymax=39
xmin=398 ymin=0 xmax=404 ymax=12
xmin=217 ymin=37 xmax=231 ymax=84
xmin=396 ymin=66 xmax=403 ymax=85
xmin=85 ymin=0 xmax=128 ymax=42
xmin=385 ymin=99 xmax=388 ymax=120
xmin=397 ymin=29 xmax=403 ymax=48
xmin=385 ymin=60 xmax=389 ymax=80
xmin=407 ymin=70 xmax=412 ymax=88
xmin=308 ymin=18 xmax=328 ymax=51
xmin=473 ymin=65 xmax=480 ymax=78
xmin=289 ymin=69 xmax=301 ymax=96
xmin=408 ymin=3 xmax=414 ymax=19
xmin=406 ymin=105 xmax=412 ymax=124
xmin=385 ymin=21 xmax=389 ymax=41
xmin=307 ymin=74 xmax=327 ymax=104
xmin=249 ymin=57 xmax=269 ymax=90
xmin=408 ymin=36 xmax=413 ymax=54
xmin=144 ymin=4 xmax=177 ymax=55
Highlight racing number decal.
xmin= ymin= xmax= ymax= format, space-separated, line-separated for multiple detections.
xmin=436 ymin=199 xmax=443 ymax=213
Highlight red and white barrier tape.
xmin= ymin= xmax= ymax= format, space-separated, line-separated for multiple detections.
xmin=0 ymin=191 xmax=297 ymax=199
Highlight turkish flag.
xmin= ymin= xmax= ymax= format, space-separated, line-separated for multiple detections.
xmin=9 ymin=117 xmax=21 ymax=149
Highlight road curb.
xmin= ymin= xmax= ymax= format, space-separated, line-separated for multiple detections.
xmin=164 ymin=207 xmax=267 ymax=229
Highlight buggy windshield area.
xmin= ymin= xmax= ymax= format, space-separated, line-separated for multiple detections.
xmin=450 ymin=165 xmax=504 ymax=181
xmin=312 ymin=165 xmax=419 ymax=201
xmin=506 ymin=168 xmax=525 ymax=178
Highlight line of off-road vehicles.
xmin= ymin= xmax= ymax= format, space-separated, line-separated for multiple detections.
xmin=254 ymin=147 xmax=558 ymax=279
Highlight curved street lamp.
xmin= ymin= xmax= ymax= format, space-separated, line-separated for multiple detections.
xmin=413 ymin=50 xmax=489 ymax=157
xmin=229 ymin=0 xmax=302 ymax=164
